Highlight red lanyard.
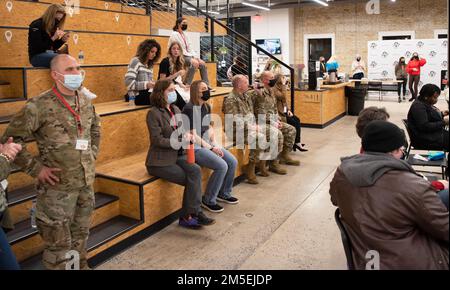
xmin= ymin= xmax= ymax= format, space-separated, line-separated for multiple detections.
xmin=52 ymin=87 xmax=83 ymax=136
xmin=167 ymin=106 xmax=177 ymax=129
xmin=179 ymin=32 xmax=189 ymax=51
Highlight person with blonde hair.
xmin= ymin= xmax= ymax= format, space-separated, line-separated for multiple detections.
xmin=158 ymin=41 xmax=189 ymax=109
xmin=28 ymin=4 xmax=69 ymax=67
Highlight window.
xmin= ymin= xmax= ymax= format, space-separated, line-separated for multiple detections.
xmin=304 ymin=34 xmax=335 ymax=65
xmin=378 ymin=31 xmax=415 ymax=40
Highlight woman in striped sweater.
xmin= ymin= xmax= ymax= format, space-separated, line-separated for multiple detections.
xmin=125 ymin=39 xmax=161 ymax=105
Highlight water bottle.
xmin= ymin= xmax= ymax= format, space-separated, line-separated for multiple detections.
xmin=30 ymin=199 xmax=37 ymax=229
xmin=187 ymin=142 xmax=195 ymax=164
xmin=78 ymin=50 xmax=84 ymax=64
xmin=129 ymin=95 xmax=136 ymax=106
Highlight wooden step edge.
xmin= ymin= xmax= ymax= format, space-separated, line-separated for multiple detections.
xmin=0 ymin=81 xmax=11 ymax=86
xmin=19 ymin=215 xmax=141 ymax=270
xmin=7 ymin=192 xmax=123 ymax=244
xmin=6 ymin=184 xmax=36 ymax=206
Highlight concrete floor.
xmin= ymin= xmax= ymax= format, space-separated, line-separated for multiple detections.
xmin=98 ymin=94 xmax=448 ymax=270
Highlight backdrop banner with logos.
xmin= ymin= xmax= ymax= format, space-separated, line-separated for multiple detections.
xmin=367 ymin=39 xmax=448 ymax=94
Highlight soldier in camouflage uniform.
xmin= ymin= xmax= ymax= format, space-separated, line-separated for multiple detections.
xmin=0 ymin=138 xmax=22 ymax=270
xmin=1 ymin=55 xmax=101 ymax=270
xmin=222 ymin=75 xmax=282 ymax=184
xmin=253 ymin=71 xmax=299 ymax=175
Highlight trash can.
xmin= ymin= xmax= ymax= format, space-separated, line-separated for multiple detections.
xmin=346 ymin=86 xmax=367 ymax=116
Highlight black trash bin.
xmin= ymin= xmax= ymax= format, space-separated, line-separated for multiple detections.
xmin=346 ymin=86 xmax=367 ymax=116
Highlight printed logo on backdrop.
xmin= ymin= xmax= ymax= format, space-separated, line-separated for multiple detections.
xmin=381 ymin=51 xmax=389 ymax=58
xmin=416 ymin=41 xmax=424 ymax=48
xmin=442 ymin=40 xmax=448 ymax=47
xmin=381 ymin=70 xmax=389 ymax=77
xmin=370 ymin=42 xmax=377 ymax=49
xmin=429 ymin=51 xmax=437 ymax=58
xmin=393 ymin=42 xmax=400 ymax=48
xmin=370 ymin=61 xmax=378 ymax=68
xmin=419 ymin=81 xmax=424 ymax=86
xmin=429 ymin=71 xmax=436 ymax=78
xmin=405 ymin=51 xmax=412 ymax=58
xmin=442 ymin=61 xmax=448 ymax=69
xmin=393 ymin=61 xmax=399 ymax=66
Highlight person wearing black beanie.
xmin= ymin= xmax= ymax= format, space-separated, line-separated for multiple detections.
xmin=362 ymin=120 xmax=407 ymax=154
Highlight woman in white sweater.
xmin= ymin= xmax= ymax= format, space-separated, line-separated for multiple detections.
xmin=168 ymin=17 xmax=211 ymax=89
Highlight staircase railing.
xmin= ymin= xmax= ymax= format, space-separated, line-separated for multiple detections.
xmin=118 ymin=0 xmax=296 ymax=112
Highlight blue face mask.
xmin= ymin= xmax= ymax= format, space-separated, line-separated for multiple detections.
xmin=167 ymin=91 xmax=177 ymax=104
xmin=56 ymin=72 xmax=84 ymax=91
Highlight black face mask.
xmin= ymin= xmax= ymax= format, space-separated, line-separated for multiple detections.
xmin=201 ymin=90 xmax=211 ymax=101
xmin=356 ymin=57 xmax=361 ymax=62
xmin=181 ymin=24 xmax=188 ymax=31
xmin=268 ymin=79 xmax=276 ymax=87
xmin=400 ymin=59 xmax=405 ymax=64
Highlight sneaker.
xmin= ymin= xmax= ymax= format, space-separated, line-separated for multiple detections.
xmin=217 ymin=195 xmax=239 ymax=204
xmin=403 ymin=96 xmax=406 ymax=100
xmin=80 ymin=87 xmax=97 ymax=100
xmin=192 ymin=212 xmax=216 ymax=226
xmin=179 ymin=215 xmax=202 ymax=229
xmin=201 ymin=200 xmax=224 ymax=213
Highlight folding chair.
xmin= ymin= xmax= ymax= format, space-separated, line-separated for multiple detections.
xmin=334 ymin=208 xmax=355 ymax=270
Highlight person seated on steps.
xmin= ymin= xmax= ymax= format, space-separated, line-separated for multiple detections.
xmin=2 ymin=54 xmax=101 ymax=270
xmin=158 ymin=41 xmax=189 ymax=110
xmin=0 ymin=138 xmax=22 ymax=270
xmin=28 ymin=4 xmax=69 ymax=68
xmin=125 ymin=39 xmax=161 ymax=106
xmin=253 ymin=71 xmax=300 ymax=172
xmin=330 ymin=121 xmax=448 ymax=270
xmin=222 ymin=75 xmax=282 ymax=185
xmin=272 ymin=73 xmax=308 ymax=152
xmin=168 ymin=17 xmax=214 ymax=91
xmin=28 ymin=4 xmax=96 ymax=100
xmin=182 ymin=80 xmax=239 ymax=214
xmin=145 ymin=79 xmax=215 ymax=229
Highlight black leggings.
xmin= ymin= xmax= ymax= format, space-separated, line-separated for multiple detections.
xmin=409 ymin=75 xmax=420 ymax=99
xmin=286 ymin=114 xmax=302 ymax=144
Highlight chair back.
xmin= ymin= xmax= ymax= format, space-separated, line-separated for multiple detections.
xmin=334 ymin=208 xmax=356 ymax=270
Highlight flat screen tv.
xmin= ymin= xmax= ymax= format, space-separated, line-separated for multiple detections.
xmin=256 ymin=39 xmax=282 ymax=55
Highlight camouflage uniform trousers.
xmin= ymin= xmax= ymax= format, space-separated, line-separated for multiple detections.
xmin=35 ymin=183 xmax=94 ymax=270
xmin=247 ymin=124 xmax=283 ymax=163
xmin=279 ymin=122 xmax=296 ymax=152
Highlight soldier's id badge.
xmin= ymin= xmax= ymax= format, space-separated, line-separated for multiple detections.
xmin=75 ymin=139 xmax=89 ymax=151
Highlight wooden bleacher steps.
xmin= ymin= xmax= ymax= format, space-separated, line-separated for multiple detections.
xmin=0 ymin=0 xmax=247 ymax=269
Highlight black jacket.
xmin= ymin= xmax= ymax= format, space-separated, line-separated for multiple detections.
xmin=28 ymin=18 xmax=64 ymax=61
xmin=407 ymin=100 xmax=445 ymax=149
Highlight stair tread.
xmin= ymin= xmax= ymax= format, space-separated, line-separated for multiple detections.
xmin=0 ymin=98 xmax=25 ymax=103
xmin=19 ymin=215 xmax=140 ymax=270
xmin=7 ymin=184 xmax=35 ymax=206
xmin=7 ymin=192 xmax=121 ymax=244
xmin=0 ymin=81 xmax=10 ymax=86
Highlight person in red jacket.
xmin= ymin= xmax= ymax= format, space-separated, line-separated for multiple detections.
xmin=406 ymin=52 xmax=427 ymax=102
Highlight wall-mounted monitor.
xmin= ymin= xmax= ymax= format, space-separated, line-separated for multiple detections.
xmin=256 ymin=39 xmax=282 ymax=55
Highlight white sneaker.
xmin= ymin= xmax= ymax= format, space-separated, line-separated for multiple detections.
xmin=80 ymin=87 xmax=97 ymax=100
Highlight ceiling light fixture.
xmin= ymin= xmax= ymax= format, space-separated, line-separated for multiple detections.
xmin=312 ymin=0 xmax=329 ymax=6
xmin=242 ymin=1 xmax=271 ymax=11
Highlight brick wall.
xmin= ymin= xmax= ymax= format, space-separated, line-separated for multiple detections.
xmin=294 ymin=0 xmax=448 ymax=74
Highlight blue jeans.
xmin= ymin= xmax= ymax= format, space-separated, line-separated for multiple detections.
xmin=195 ymin=147 xmax=237 ymax=205
xmin=437 ymin=189 xmax=449 ymax=211
xmin=0 ymin=226 xmax=20 ymax=270
xmin=30 ymin=51 xmax=58 ymax=68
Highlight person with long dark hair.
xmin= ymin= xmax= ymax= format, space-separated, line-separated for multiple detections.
xmin=407 ymin=84 xmax=449 ymax=150
xmin=395 ymin=57 xmax=408 ymax=103
xmin=145 ymin=80 xmax=215 ymax=229
xmin=125 ymin=39 xmax=161 ymax=105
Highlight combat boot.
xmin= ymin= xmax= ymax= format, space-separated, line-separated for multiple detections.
xmin=243 ymin=161 xmax=259 ymax=184
xmin=279 ymin=148 xmax=300 ymax=166
xmin=269 ymin=160 xmax=287 ymax=175
xmin=258 ymin=160 xmax=270 ymax=177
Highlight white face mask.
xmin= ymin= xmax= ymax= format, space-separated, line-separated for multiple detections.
xmin=55 ymin=71 xmax=85 ymax=91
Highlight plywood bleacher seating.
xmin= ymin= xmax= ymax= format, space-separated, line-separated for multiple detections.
xmin=0 ymin=0 xmax=246 ymax=268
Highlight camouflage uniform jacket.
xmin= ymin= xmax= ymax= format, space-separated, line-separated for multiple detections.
xmin=1 ymin=87 xmax=101 ymax=190
xmin=222 ymin=90 xmax=257 ymax=136
xmin=252 ymin=87 xmax=281 ymax=124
